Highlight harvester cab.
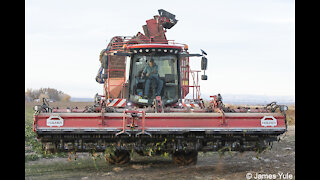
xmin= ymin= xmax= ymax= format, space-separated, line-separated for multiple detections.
xmin=111 ymin=43 xmax=206 ymax=107
xmin=128 ymin=45 xmax=185 ymax=106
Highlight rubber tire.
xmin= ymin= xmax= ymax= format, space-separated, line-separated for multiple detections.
xmin=105 ymin=150 xmax=130 ymax=165
xmin=172 ymin=151 xmax=198 ymax=165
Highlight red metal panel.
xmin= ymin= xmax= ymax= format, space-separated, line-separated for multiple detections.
xmin=35 ymin=113 xmax=286 ymax=131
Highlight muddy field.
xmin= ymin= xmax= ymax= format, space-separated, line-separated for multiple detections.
xmin=25 ymin=126 xmax=295 ymax=180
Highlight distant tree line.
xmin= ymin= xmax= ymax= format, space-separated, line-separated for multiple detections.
xmin=25 ymin=88 xmax=71 ymax=102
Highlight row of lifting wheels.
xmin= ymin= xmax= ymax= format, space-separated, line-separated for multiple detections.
xmin=105 ymin=150 xmax=198 ymax=165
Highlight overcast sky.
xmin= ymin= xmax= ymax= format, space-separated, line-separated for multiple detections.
xmin=25 ymin=0 xmax=294 ymax=98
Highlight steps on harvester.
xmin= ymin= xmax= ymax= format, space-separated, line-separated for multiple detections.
xmin=105 ymin=37 xmax=127 ymax=99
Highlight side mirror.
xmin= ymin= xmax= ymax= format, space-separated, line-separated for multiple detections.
xmin=280 ymin=105 xmax=288 ymax=112
xmin=201 ymin=57 xmax=207 ymax=70
xmin=201 ymin=75 xmax=207 ymax=80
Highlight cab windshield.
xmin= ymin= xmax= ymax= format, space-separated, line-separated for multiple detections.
xmin=129 ymin=54 xmax=179 ymax=105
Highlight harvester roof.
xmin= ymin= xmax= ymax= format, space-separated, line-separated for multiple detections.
xmin=127 ymin=43 xmax=183 ymax=50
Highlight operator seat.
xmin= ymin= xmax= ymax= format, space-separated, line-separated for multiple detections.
xmin=135 ymin=70 xmax=145 ymax=96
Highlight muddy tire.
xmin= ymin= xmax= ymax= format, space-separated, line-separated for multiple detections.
xmin=105 ymin=150 xmax=130 ymax=165
xmin=172 ymin=151 xmax=198 ymax=165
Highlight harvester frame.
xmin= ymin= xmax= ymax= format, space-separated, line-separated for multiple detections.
xmin=33 ymin=9 xmax=288 ymax=165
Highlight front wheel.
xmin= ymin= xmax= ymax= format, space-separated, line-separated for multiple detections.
xmin=172 ymin=151 xmax=198 ymax=165
xmin=105 ymin=150 xmax=130 ymax=165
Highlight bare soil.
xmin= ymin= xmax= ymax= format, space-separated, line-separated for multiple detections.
xmin=25 ymin=126 xmax=295 ymax=180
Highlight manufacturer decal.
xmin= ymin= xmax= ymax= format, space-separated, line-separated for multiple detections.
xmin=47 ymin=115 xmax=64 ymax=127
xmin=261 ymin=116 xmax=277 ymax=127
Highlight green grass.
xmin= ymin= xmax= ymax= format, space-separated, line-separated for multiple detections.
xmin=25 ymin=104 xmax=67 ymax=162
xmin=25 ymin=105 xmax=43 ymax=162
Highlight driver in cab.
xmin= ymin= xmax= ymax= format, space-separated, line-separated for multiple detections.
xmin=141 ymin=59 xmax=163 ymax=98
